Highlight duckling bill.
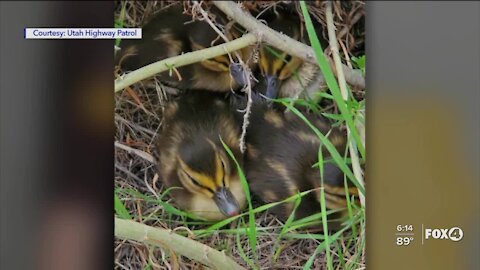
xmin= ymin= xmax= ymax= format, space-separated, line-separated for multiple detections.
xmin=245 ymin=8 xmax=328 ymax=102
xmin=255 ymin=9 xmax=305 ymax=100
xmin=155 ymin=91 xmax=246 ymax=220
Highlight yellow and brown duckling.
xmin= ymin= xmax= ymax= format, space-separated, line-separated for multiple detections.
xmin=251 ymin=8 xmax=328 ymax=102
xmin=115 ymin=4 xmax=256 ymax=93
xmin=154 ymin=91 xmax=247 ymax=221
xmin=232 ymin=94 xmax=360 ymax=230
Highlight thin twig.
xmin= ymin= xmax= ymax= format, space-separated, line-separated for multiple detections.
xmin=115 ymin=141 xmax=155 ymax=164
xmin=115 ymin=115 xmax=157 ymax=137
xmin=337 ymin=10 xmax=364 ymax=41
xmin=212 ymin=1 xmax=365 ymax=89
xmin=325 ymin=1 xmax=365 ymax=207
xmin=144 ymin=170 xmax=159 ymax=200
xmin=238 ymin=69 xmax=253 ymax=154
xmin=115 ymin=163 xmax=143 ymax=183
xmin=191 ymin=1 xmax=255 ymax=153
xmin=191 ymin=1 xmax=242 ymax=63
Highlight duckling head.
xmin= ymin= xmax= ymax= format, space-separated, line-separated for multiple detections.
xmin=186 ymin=23 xmax=257 ymax=92
xmin=258 ymin=18 xmax=304 ymax=99
xmin=187 ymin=10 xmax=256 ymax=91
xmin=175 ymin=137 xmax=243 ymax=218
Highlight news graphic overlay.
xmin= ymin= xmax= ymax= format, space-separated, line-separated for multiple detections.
xmin=24 ymin=28 xmax=141 ymax=39
xmin=395 ymin=224 xmax=464 ymax=247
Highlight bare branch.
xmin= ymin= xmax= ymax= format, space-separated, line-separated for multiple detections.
xmin=190 ymin=1 xmax=256 ymax=154
xmin=115 ymin=33 xmax=257 ymax=92
xmin=115 ymin=218 xmax=246 ymax=270
xmin=115 ymin=141 xmax=155 ymax=164
xmin=325 ymin=1 xmax=365 ymax=207
xmin=212 ymin=1 xmax=365 ymax=89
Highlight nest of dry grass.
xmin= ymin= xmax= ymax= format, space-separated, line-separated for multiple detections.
xmin=114 ymin=1 xmax=365 ymax=269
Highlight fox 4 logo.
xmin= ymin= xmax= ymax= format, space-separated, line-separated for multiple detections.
xmin=425 ymin=227 xmax=464 ymax=242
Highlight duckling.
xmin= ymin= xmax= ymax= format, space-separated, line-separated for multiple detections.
xmin=115 ymin=4 xmax=256 ymax=93
xmin=155 ymin=91 xmax=247 ymax=221
xmin=253 ymin=9 xmax=328 ymax=102
xmin=233 ymin=94 xmax=359 ymax=230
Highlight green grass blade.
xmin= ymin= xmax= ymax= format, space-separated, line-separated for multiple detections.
xmin=235 ymin=227 xmax=259 ymax=270
xmin=114 ymin=192 xmax=132 ymax=220
xmin=197 ymin=189 xmax=319 ymax=238
xmin=281 ymin=102 xmax=365 ymax=196
xmin=316 ymin=132 xmax=333 ymax=270
xmin=116 ymin=187 xmax=208 ymax=221
xmin=279 ymin=193 xmax=302 ymax=235
xmin=273 ymin=193 xmax=303 ymax=262
xmin=299 ymin=1 xmax=365 ymax=160
xmin=114 ymin=1 xmax=127 ymax=47
xmin=220 ymin=137 xmax=258 ymax=261
xmin=302 ymin=226 xmax=349 ymax=270
xmin=334 ymin=239 xmax=347 ymax=270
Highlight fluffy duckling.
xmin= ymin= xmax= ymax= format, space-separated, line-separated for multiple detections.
xmin=233 ymin=94 xmax=359 ymax=230
xmin=155 ymin=91 xmax=247 ymax=221
xmin=253 ymin=9 xmax=328 ymax=102
xmin=115 ymin=4 xmax=256 ymax=93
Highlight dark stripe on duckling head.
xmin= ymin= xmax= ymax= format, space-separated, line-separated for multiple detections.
xmin=182 ymin=170 xmax=215 ymax=195
xmin=255 ymin=13 xmax=305 ymax=99
xmin=178 ymin=137 xmax=217 ymax=177
xmin=177 ymin=158 xmax=216 ymax=198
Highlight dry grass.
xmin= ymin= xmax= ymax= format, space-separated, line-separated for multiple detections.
xmin=114 ymin=1 xmax=365 ymax=269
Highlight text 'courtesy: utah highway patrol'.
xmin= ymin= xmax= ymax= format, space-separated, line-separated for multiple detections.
xmin=24 ymin=28 xmax=141 ymax=39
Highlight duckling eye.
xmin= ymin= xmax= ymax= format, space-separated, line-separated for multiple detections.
xmin=284 ymin=54 xmax=292 ymax=64
xmin=179 ymin=170 xmax=215 ymax=194
xmin=188 ymin=175 xmax=202 ymax=188
xmin=278 ymin=55 xmax=303 ymax=80
xmin=201 ymin=59 xmax=230 ymax=72
xmin=213 ymin=55 xmax=231 ymax=67
xmin=188 ymin=173 xmax=215 ymax=194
